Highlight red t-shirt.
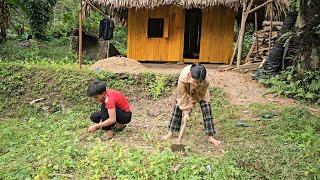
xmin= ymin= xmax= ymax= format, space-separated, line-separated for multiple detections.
xmin=103 ymin=89 xmax=131 ymax=112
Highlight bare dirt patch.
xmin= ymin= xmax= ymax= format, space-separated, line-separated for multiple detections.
xmin=105 ymin=91 xmax=226 ymax=157
xmin=208 ymin=69 xmax=295 ymax=106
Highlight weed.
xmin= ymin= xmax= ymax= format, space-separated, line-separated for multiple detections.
xmin=259 ymin=67 xmax=320 ymax=103
xmin=140 ymin=72 xmax=177 ymax=99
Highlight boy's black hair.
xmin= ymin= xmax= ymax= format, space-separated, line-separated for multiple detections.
xmin=190 ymin=64 xmax=207 ymax=81
xmin=87 ymin=80 xmax=107 ymax=97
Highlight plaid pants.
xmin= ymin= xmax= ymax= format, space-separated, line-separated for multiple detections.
xmin=168 ymin=100 xmax=215 ymax=136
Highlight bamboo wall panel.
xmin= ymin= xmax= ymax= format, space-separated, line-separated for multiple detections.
xmin=128 ymin=6 xmax=235 ymax=63
xmin=128 ymin=6 xmax=184 ymax=61
xmin=200 ymin=6 xmax=235 ymax=63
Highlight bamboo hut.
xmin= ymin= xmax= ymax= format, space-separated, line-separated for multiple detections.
xmin=90 ymin=0 xmax=240 ymax=64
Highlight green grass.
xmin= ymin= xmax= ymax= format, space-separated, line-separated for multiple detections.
xmin=0 ymin=62 xmax=319 ymax=179
xmin=0 ymin=62 xmax=177 ymax=118
xmin=0 ymin=110 xmax=245 ymax=179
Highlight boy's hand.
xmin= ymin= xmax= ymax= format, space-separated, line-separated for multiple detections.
xmin=88 ymin=124 xmax=99 ymax=133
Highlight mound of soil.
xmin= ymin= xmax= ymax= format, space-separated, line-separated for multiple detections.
xmin=90 ymin=57 xmax=149 ymax=74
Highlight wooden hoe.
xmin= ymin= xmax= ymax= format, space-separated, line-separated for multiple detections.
xmin=170 ymin=113 xmax=189 ymax=152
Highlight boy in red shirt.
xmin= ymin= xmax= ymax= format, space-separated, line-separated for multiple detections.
xmin=87 ymin=81 xmax=132 ymax=139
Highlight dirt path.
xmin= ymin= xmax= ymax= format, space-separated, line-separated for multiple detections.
xmin=142 ymin=63 xmax=295 ymax=106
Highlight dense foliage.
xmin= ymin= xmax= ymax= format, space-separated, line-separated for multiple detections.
xmin=7 ymin=0 xmax=58 ymax=40
xmin=258 ymin=0 xmax=320 ymax=103
xmin=25 ymin=0 xmax=57 ymax=40
xmin=260 ymin=67 xmax=320 ymax=103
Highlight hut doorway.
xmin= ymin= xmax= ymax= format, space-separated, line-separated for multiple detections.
xmin=183 ymin=9 xmax=202 ymax=59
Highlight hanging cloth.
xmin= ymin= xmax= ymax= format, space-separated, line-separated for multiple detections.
xmin=99 ymin=18 xmax=114 ymax=40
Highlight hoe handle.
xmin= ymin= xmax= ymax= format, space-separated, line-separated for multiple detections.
xmin=177 ymin=113 xmax=189 ymax=143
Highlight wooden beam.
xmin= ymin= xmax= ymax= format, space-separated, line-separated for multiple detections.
xmin=262 ymin=21 xmax=283 ymax=26
xmin=236 ymin=0 xmax=247 ymax=68
xmin=236 ymin=0 xmax=253 ymax=68
xmin=245 ymin=42 xmax=255 ymax=62
xmin=229 ymin=37 xmax=239 ymax=66
xmin=78 ymin=0 xmax=83 ymax=71
xmin=84 ymin=0 xmax=111 ymax=19
xmin=268 ymin=9 xmax=273 ymax=54
xmin=248 ymin=0 xmax=276 ymax=14
xmin=255 ymin=9 xmax=259 ymax=58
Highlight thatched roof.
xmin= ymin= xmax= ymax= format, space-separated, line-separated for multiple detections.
xmin=90 ymin=0 xmax=240 ymax=10
xmin=87 ymin=0 xmax=290 ymax=21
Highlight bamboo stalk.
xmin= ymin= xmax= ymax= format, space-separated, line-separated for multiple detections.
xmin=107 ymin=40 xmax=110 ymax=58
xmin=85 ymin=0 xmax=110 ymax=19
xmin=236 ymin=0 xmax=253 ymax=68
xmin=229 ymin=37 xmax=239 ymax=66
xmin=78 ymin=0 xmax=83 ymax=71
xmin=248 ymin=0 xmax=276 ymax=14
xmin=245 ymin=43 xmax=255 ymax=62
xmin=268 ymin=9 xmax=273 ymax=54
xmin=255 ymin=9 xmax=259 ymax=57
xmin=236 ymin=0 xmax=247 ymax=68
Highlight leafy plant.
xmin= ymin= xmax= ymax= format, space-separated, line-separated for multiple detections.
xmin=141 ymin=72 xmax=177 ymax=99
xmin=259 ymin=67 xmax=320 ymax=103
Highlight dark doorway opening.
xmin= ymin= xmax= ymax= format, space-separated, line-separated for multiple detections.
xmin=183 ymin=9 xmax=202 ymax=59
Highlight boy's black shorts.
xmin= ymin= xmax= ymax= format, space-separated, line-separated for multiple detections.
xmin=90 ymin=104 xmax=132 ymax=130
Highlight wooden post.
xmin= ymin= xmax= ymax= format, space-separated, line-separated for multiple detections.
xmin=236 ymin=0 xmax=253 ymax=68
xmin=255 ymin=9 xmax=259 ymax=59
xmin=229 ymin=37 xmax=239 ymax=66
xmin=78 ymin=0 xmax=83 ymax=71
xmin=245 ymin=43 xmax=255 ymax=62
xmin=268 ymin=7 xmax=273 ymax=55
xmin=236 ymin=0 xmax=247 ymax=68
xmin=106 ymin=40 xmax=110 ymax=58
xmin=234 ymin=0 xmax=275 ymax=68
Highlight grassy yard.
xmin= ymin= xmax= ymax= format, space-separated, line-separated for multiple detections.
xmin=0 ymin=62 xmax=319 ymax=179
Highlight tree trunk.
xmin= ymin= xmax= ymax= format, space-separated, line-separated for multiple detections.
xmin=254 ymin=11 xmax=298 ymax=79
xmin=0 ymin=0 xmax=9 ymax=42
